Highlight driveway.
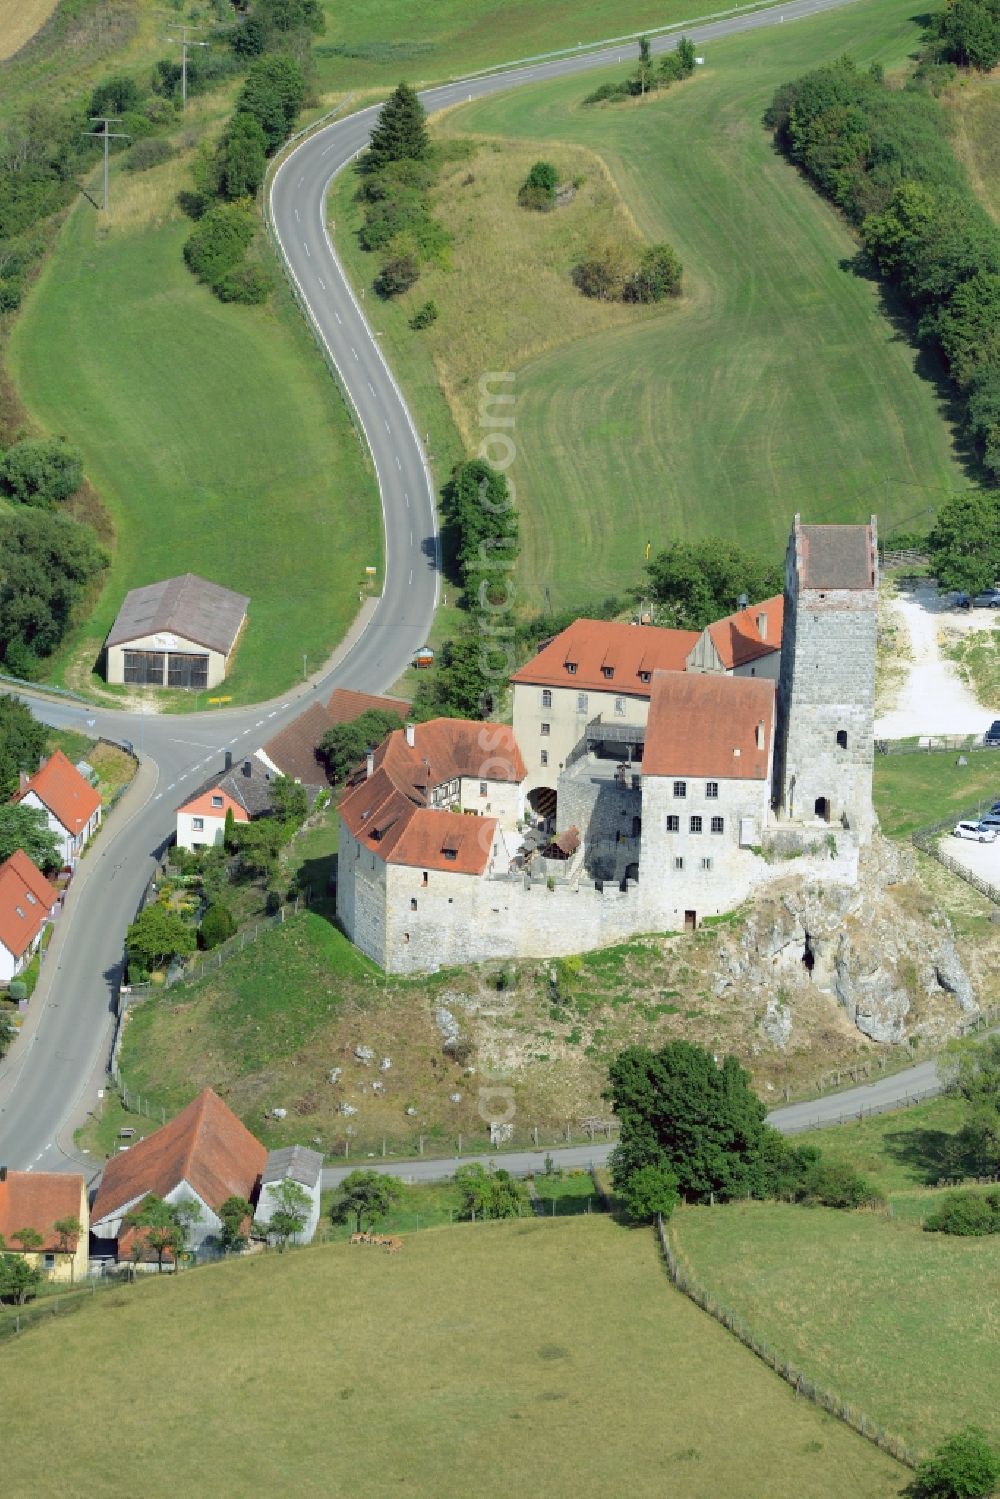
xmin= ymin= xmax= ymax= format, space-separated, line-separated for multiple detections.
xmin=875 ymin=586 xmax=994 ymax=739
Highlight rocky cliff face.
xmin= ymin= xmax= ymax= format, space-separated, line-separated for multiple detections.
xmin=711 ymin=838 xmax=982 ymax=1048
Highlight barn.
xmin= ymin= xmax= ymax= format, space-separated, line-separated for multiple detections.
xmin=104 ymin=573 xmax=249 ymax=690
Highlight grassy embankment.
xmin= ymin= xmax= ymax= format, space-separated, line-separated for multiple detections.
xmin=331 ymin=0 xmax=968 ymax=615
xmin=1 ymin=1215 xmax=903 ymax=1498
xmin=9 ymin=133 xmax=381 ymax=705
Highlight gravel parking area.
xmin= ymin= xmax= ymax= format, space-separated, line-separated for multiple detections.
xmin=939 ymin=829 xmax=1000 ymax=888
xmin=875 ymin=586 xmax=997 ymax=738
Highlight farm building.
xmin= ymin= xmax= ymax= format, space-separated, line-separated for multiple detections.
xmin=104 ymin=573 xmax=249 ymax=690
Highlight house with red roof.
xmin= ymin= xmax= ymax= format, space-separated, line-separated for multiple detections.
xmin=91 ymin=1088 xmax=266 ymax=1260
xmin=11 ymin=749 xmax=101 ymax=868
xmin=0 ymin=850 xmax=59 ymax=986
xmin=0 ymin=1168 xmax=89 ymax=1284
xmin=686 ymin=596 xmax=783 ymax=679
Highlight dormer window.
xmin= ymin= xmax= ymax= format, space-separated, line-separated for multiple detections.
xmin=602 ymin=666 xmax=614 ymax=680
xmin=15 ymin=905 xmax=25 ymax=919
xmin=565 ymin=662 xmax=577 ymax=674
xmin=443 ymin=848 xmax=457 ymax=861
xmin=638 ymin=670 xmax=651 ymax=683
xmin=26 ymin=892 xmax=37 ymax=905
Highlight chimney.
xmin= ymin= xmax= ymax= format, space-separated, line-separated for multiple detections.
xmin=755 ymin=720 xmax=765 ymax=750
xmin=224 ymin=750 xmax=233 ymax=771
xmin=243 ymin=759 xmax=251 ymax=777
xmin=405 ymin=722 xmax=416 ymax=749
xmin=19 ymin=770 xmax=29 ymax=790
xmin=757 ymin=611 xmax=767 ymax=641
xmin=366 ymin=751 xmax=374 ymax=780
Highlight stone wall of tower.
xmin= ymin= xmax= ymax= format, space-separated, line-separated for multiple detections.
xmin=775 ymin=520 xmax=878 ymax=841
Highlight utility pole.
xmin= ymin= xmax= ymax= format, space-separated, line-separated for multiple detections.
xmin=83 ymin=118 xmax=131 ymax=211
xmin=165 ymin=23 xmax=207 ymax=110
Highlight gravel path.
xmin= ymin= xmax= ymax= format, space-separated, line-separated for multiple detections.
xmin=875 ymin=586 xmax=992 ymax=738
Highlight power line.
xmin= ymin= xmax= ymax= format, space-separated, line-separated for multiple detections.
xmin=164 ymin=23 xmax=208 ymax=110
xmin=82 ymin=118 xmax=131 ymax=211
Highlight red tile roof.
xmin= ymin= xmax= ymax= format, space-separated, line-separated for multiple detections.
xmin=642 ymin=672 xmax=776 ymax=781
xmin=511 ymin=619 xmax=700 ymax=696
xmin=11 ymin=750 xmax=101 ymax=836
xmin=260 ymin=689 xmax=410 ymax=786
xmin=339 ymin=719 xmax=521 ymax=873
xmin=176 ymin=788 xmax=249 ymax=822
xmin=0 ymin=1171 xmax=86 ymax=1253
xmin=0 ymin=850 xmax=58 ymax=960
xmin=91 ymin=1088 xmax=266 ymax=1228
xmin=705 ymin=595 xmax=784 ymax=670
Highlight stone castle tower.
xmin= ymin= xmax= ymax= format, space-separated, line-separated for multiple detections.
xmin=774 ymin=515 xmax=878 ymax=841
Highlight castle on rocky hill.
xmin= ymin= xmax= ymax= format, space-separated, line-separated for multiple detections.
xmin=337 ymin=516 xmax=879 ymax=973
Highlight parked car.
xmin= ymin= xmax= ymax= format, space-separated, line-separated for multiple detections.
xmin=977 ymin=814 xmax=1000 ymax=831
xmin=955 ymin=592 xmax=972 ymax=610
xmin=986 ymin=721 xmax=1000 ymax=747
xmin=973 ymin=588 xmax=1000 ymax=608
xmin=953 ymin=821 xmax=997 ymax=843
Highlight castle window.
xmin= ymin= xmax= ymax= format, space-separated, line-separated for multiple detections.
xmin=706 ymin=782 xmax=718 ymax=799
xmin=674 ymin=856 xmax=684 ymax=871
xmin=673 ymin=780 xmax=687 ymax=798
xmin=836 ymin=730 xmax=848 ymax=749
xmin=565 ymin=662 xmax=577 ymax=674
xmin=576 ymin=692 xmax=588 ymax=714
xmin=410 ymin=898 xmax=418 ymax=911
xmin=614 ymin=697 xmax=626 ymax=717
xmin=711 ymin=816 xmax=724 ymax=834
xmin=540 ymin=750 xmax=549 ymax=767
xmin=701 ymin=857 xmax=713 ymax=871
xmin=540 ymin=722 xmax=550 ymax=736
xmin=403 ymin=933 xmax=410 ymax=943
xmin=422 ymin=871 xmax=428 ymax=886
xmin=541 ymin=689 xmax=552 ymax=708
xmin=602 ymin=666 xmax=614 ymax=679
xmin=665 ymin=815 xmax=680 ymax=833
xmin=689 ymin=816 xmax=702 ymax=834
xmin=479 ymin=780 xmax=488 ymax=796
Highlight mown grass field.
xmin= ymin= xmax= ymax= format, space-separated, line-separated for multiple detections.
xmin=2 ymin=1215 xmax=903 ymax=1498
xmin=8 ymin=147 xmax=380 ymax=704
xmin=673 ymin=1198 xmax=1000 ymax=1455
xmin=872 ymin=747 xmax=1000 ymax=839
xmin=333 ymin=0 xmax=969 ymax=614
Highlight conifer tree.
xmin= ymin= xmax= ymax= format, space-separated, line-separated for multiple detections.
xmin=366 ymin=83 xmax=429 ymax=171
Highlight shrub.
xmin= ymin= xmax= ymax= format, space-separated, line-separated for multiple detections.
xmin=572 ymin=242 xmax=633 ymax=301
xmin=183 ymin=202 xmax=255 ymax=287
xmin=0 ymin=439 xmax=83 ymax=506
xmin=908 ymin=1426 xmax=1000 ymax=1498
xmin=624 ymin=243 xmax=683 ymax=302
xmin=583 ymin=81 xmax=629 ymax=104
xmin=924 ymin=1189 xmax=1000 ymax=1235
xmin=220 ymin=111 xmax=267 ymax=200
xmin=125 ymin=137 xmax=174 ymax=174
xmin=518 ymin=160 xmax=558 ymax=210
xmin=90 ymin=75 xmax=144 ymax=118
xmin=374 ymin=253 xmax=419 ymax=298
xmin=8 ymin=979 xmax=26 ymax=1003
xmin=797 ymin=1158 xmax=884 ymax=1209
xmin=409 ymin=298 xmax=438 ymax=330
xmin=215 ymin=263 xmax=271 ymax=304
xmin=199 ymin=902 xmax=236 ymax=950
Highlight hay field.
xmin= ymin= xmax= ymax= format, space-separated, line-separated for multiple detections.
xmin=2 ymin=1215 xmax=902 ymax=1497
xmin=0 ymin=0 xmax=58 ymax=61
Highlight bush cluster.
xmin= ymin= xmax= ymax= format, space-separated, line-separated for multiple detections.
xmin=0 ymin=509 xmax=106 ymax=678
xmin=927 ymin=0 xmax=1000 ymax=71
xmin=767 ymin=54 xmax=1000 ymax=485
xmin=584 ymin=36 xmax=696 ymax=103
xmin=924 ymin=1188 xmax=1000 ymax=1235
xmin=572 ymin=241 xmax=682 ymax=303
xmin=518 ymin=160 xmax=558 ymax=211
xmin=0 ymin=438 xmax=83 ymax=507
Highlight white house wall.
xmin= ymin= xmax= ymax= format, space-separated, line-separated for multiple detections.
xmin=513 ymin=683 xmax=651 ymax=792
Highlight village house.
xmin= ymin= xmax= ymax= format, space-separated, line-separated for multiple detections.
xmin=257 ymin=687 xmax=410 ymax=790
xmin=12 ymin=750 xmax=101 ymax=868
xmin=104 ymin=573 xmax=249 ymax=691
xmin=0 ymin=850 xmax=59 ymax=987
xmin=0 ymin=1167 xmax=89 ymax=1284
xmin=175 ymin=753 xmax=275 ymax=852
xmin=336 ymin=517 xmax=876 ymax=974
xmin=90 ymin=1088 xmax=266 ymax=1262
xmin=254 ymin=1144 xmax=324 ymax=1246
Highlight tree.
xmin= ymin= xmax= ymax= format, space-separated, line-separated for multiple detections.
xmin=183 ymin=201 xmax=256 ymax=287
xmin=89 ymin=75 xmax=144 ymax=117
xmin=124 ymin=1194 xmax=184 ymax=1272
xmin=618 ymin=1163 xmax=680 ymax=1223
xmin=255 ymin=0 xmax=325 ymax=36
xmin=941 ymin=1035 xmax=1000 ymax=1174
xmin=606 ymin=1041 xmax=777 ymax=1203
xmin=218 ymin=1195 xmax=253 ymax=1252
xmin=927 ymin=491 xmax=1000 ymax=595
xmin=173 ymin=1199 xmax=204 ymax=1266
xmin=126 ymin=903 xmax=196 ymax=975
xmin=237 ymin=54 xmax=306 ymax=153
xmin=320 ymin=709 xmax=404 ymax=782
xmin=413 ymin=625 xmax=500 ymax=719
xmin=908 ymin=1426 xmax=1000 ymax=1498
xmin=676 ymin=36 xmax=697 ymax=73
xmin=271 ymin=774 xmax=307 ymax=826
xmin=0 ymin=439 xmax=83 ymax=507
xmin=0 ymin=508 xmax=106 ymax=674
xmin=645 ymin=539 xmax=784 ymax=629
xmin=454 ymin=1163 xmax=527 ymax=1220
xmin=0 ymin=1252 xmax=41 ymax=1305
xmin=330 ymin=1169 xmax=403 ymax=1233
xmin=518 ymin=160 xmax=558 ymax=210
xmin=230 ymin=817 xmax=283 ymax=878
xmin=199 ymin=901 xmax=236 ymax=950
xmin=374 ymin=253 xmax=419 ymax=298
xmin=624 ymin=244 xmax=683 ymax=302
xmin=0 ymin=804 xmax=60 ymax=870
xmin=441 ymin=458 xmax=518 ymax=604
xmin=220 ymin=111 xmax=267 ymax=200
xmin=265 ymin=1178 xmax=311 ymax=1250
xmin=366 ymin=82 xmax=429 ymax=172
xmin=932 ymin=0 xmax=1000 ymax=71
xmin=0 ymin=696 xmax=47 ymax=799
xmin=11 ymin=1226 xmax=43 ymax=1253
xmin=53 ymin=1216 xmax=82 ymax=1283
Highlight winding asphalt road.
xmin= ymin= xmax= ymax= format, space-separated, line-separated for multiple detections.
xmin=2 ymin=0 xmax=941 ymax=1179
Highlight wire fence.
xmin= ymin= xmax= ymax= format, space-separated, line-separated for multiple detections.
xmin=656 ymin=1213 xmax=918 ymax=1470
xmin=876 ymin=736 xmax=998 ymax=756
xmin=912 ymin=811 xmax=1000 ymax=906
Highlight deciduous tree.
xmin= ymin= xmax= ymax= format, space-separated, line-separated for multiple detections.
xmin=330 ymin=1169 xmax=403 ymax=1234
xmin=218 ymin=1195 xmax=253 ymax=1252
xmin=927 ymin=491 xmax=1000 ymax=595
xmin=645 ymin=539 xmax=782 ymax=629
xmin=265 ymin=1178 xmax=311 ymax=1250
xmin=454 ymin=1163 xmax=527 ymax=1219
xmin=320 ymin=709 xmax=403 ymax=783
xmin=908 ymin=1426 xmax=1000 ymax=1498
xmin=0 ymin=804 xmax=60 ymax=870
xmin=0 ymin=696 xmax=47 ymax=799
xmin=126 ymin=903 xmax=196 ymax=975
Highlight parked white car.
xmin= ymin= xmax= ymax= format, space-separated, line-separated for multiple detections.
xmin=953 ymin=821 xmax=998 ymax=843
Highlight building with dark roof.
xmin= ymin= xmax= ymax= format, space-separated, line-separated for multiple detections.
xmin=257 ymin=688 xmax=410 ymax=788
xmin=175 ymin=754 xmax=275 ymax=851
xmin=105 ymin=573 xmax=249 ymax=690
xmin=255 ymin=1145 xmax=325 ymax=1245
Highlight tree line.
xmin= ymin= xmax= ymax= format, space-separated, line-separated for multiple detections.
xmin=583 ymin=35 xmax=697 ymax=104
xmin=766 ymin=48 xmax=1000 ymax=588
